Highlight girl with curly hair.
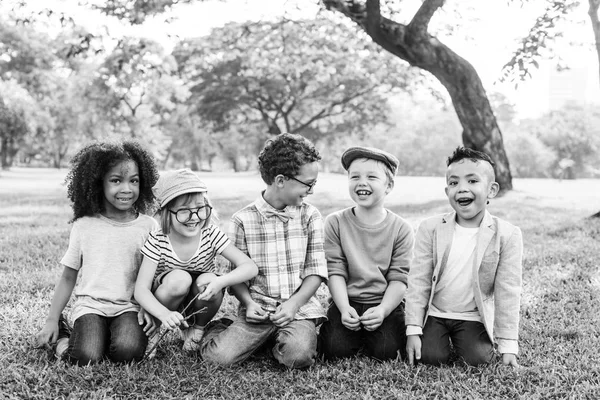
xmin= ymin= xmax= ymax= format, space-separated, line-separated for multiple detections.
xmin=34 ymin=140 xmax=159 ymax=366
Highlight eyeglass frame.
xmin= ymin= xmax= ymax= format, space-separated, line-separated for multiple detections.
xmin=285 ymin=175 xmax=317 ymax=191
xmin=168 ymin=205 xmax=213 ymax=224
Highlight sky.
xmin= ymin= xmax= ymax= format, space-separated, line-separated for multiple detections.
xmin=7 ymin=0 xmax=600 ymax=119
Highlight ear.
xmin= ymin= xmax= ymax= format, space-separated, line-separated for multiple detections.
xmin=385 ymin=179 xmax=394 ymax=194
xmin=274 ymin=174 xmax=287 ymax=188
xmin=444 ymin=186 xmax=449 ymax=197
xmin=488 ymin=181 xmax=500 ymax=199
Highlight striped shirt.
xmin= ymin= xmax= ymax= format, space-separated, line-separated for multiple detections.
xmin=141 ymin=225 xmax=230 ymax=283
xmin=227 ymin=194 xmax=328 ymax=320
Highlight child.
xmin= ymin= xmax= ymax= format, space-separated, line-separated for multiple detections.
xmin=200 ymin=133 xmax=328 ymax=369
xmin=34 ymin=140 xmax=159 ymax=366
xmin=319 ymin=147 xmax=414 ymax=361
xmin=134 ymin=169 xmax=258 ymax=357
xmin=405 ymin=147 xmax=523 ymax=367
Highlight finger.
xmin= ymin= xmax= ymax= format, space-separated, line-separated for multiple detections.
xmin=138 ymin=313 xmax=143 ymax=324
xmin=407 ymin=348 xmax=414 ymax=365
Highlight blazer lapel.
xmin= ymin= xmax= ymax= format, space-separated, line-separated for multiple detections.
xmin=436 ymin=212 xmax=456 ymax=272
xmin=475 ymin=211 xmax=495 ymax=271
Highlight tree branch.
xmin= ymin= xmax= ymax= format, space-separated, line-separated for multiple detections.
xmin=407 ymin=0 xmax=445 ymax=37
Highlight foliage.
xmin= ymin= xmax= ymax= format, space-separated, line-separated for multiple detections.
xmin=174 ymin=18 xmax=419 ymax=144
xmin=2 ymin=169 xmax=600 ymax=399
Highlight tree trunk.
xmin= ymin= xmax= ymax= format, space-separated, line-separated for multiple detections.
xmin=589 ymin=0 xmax=600 ymax=85
xmin=324 ymin=0 xmax=513 ymax=192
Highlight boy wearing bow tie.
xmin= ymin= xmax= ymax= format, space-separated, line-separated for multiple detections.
xmin=319 ymin=146 xmax=414 ymax=361
xmin=201 ymin=133 xmax=328 ymax=369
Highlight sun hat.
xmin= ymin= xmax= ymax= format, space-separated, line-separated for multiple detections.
xmin=153 ymin=169 xmax=207 ymax=208
xmin=341 ymin=146 xmax=399 ymax=176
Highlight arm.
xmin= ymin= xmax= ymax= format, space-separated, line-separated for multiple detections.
xmin=328 ymin=275 xmax=360 ymax=331
xmin=494 ymin=227 xmax=523 ymax=366
xmin=196 ymin=243 xmax=258 ymax=301
xmin=270 ymin=275 xmax=323 ymax=327
xmin=134 ymin=256 xmax=186 ymax=330
xmin=230 ymin=282 xmax=270 ymax=323
xmin=35 ymin=266 xmax=78 ymax=347
xmin=405 ymin=220 xmax=436 ymax=365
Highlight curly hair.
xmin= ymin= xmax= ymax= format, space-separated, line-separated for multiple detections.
xmin=65 ymin=140 xmax=159 ymax=222
xmin=258 ymin=133 xmax=321 ymax=184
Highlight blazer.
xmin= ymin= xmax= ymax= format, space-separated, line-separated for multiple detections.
xmin=405 ymin=210 xmax=523 ymax=354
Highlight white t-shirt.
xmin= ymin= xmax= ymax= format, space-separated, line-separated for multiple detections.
xmin=429 ymin=224 xmax=481 ymax=322
xmin=60 ymin=214 xmax=158 ymax=321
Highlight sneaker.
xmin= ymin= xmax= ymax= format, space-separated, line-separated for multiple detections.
xmin=145 ymin=329 xmax=162 ymax=360
xmin=181 ymin=325 xmax=205 ymax=352
xmin=55 ymin=314 xmax=71 ymax=359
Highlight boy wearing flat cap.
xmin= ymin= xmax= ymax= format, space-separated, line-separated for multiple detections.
xmin=319 ymin=146 xmax=414 ymax=361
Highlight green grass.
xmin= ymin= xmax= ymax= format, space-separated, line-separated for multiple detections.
xmin=1 ymin=168 xmax=600 ymax=399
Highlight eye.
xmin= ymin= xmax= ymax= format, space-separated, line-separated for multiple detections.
xmin=131 ymin=178 xmax=140 ymax=184
xmin=110 ymin=178 xmax=121 ymax=184
xmin=468 ymin=179 xmax=478 ymax=184
xmin=448 ymin=181 xmax=457 ymax=186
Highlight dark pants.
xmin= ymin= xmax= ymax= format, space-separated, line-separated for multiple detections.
xmin=66 ymin=312 xmax=147 ymax=366
xmin=420 ymin=316 xmax=494 ymax=366
xmin=319 ymin=301 xmax=406 ymax=362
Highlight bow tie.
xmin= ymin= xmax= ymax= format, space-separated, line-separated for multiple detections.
xmin=264 ymin=208 xmax=293 ymax=223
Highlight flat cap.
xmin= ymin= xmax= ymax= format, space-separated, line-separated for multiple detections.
xmin=153 ymin=169 xmax=208 ymax=208
xmin=341 ymin=146 xmax=399 ymax=176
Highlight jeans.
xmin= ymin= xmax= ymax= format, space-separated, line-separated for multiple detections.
xmin=319 ymin=301 xmax=406 ymax=361
xmin=420 ymin=316 xmax=494 ymax=366
xmin=201 ymin=317 xmax=318 ymax=369
xmin=66 ymin=312 xmax=147 ymax=366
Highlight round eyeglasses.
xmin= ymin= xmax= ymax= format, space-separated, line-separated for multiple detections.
xmin=285 ymin=175 xmax=317 ymax=191
xmin=168 ymin=205 xmax=212 ymax=223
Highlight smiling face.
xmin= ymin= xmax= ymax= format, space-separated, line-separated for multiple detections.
xmin=445 ymin=158 xmax=499 ymax=228
xmin=168 ymin=192 xmax=208 ymax=240
xmin=102 ymin=159 xmax=140 ymax=221
xmin=347 ymin=158 xmax=392 ymax=210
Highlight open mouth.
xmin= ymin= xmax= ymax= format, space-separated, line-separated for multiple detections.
xmin=117 ymin=198 xmax=132 ymax=203
xmin=356 ymin=190 xmax=371 ymax=196
xmin=456 ymin=198 xmax=474 ymax=206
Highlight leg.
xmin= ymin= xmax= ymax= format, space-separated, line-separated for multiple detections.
xmin=68 ymin=314 xmax=108 ymax=366
xmin=188 ymin=273 xmax=224 ymax=326
xmin=319 ymin=303 xmax=362 ymax=360
xmin=363 ymin=303 xmax=406 ymax=362
xmin=273 ymin=319 xmax=318 ymax=369
xmin=420 ymin=316 xmax=452 ymax=365
xmin=201 ymin=318 xmax=276 ymax=366
xmin=154 ymin=269 xmax=193 ymax=311
xmin=450 ymin=320 xmax=494 ymax=366
xmin=107 ymin=312 xmax=148 ymax=363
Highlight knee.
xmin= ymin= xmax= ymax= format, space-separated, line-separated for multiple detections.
xmin=420 ymin=344 xmax=451 ymax=366
xmin=162 ymin=270 xmax=193 ymax=297
xmin=109 ymin=335 xmax=146 ymax=363
xmin=274 ymin=336 xmax=317 ymax=369
xmin=366 ymin=342 xmax=400 ymax=362
xmin=201 ymin=344 xmax=241 ymax=367
xmin=460 ymin=345 xmax=494 ymax=366
xmin=69 ymin=346 xmax=104 ymax=366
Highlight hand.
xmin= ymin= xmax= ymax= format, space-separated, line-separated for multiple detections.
xmin=406 ymin=335 xmax=422 ymax=366
xmin=34 ymin=320 xmax=59 ymax=348
xmin=245 ymin=301 xmax=270 ymax=324
xmin=339 ymin=306 xmax=361 ymax=331
xmin=195 ymin=273 xmax=222 ymax=301
xmin=159 ymin=310 xmax=188 ymax=330
xmin=269 ymin=300 xmax=299 ymax=328
xmin=502 ymin=353 xmax=518 ymax=367
xmin=138 ymin=308 xmax=157 ymax=337
xmin=359 ymin=305 xmax=386 ymax=331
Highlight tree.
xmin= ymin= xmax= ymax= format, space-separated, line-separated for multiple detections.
xmin=173 ymin=19 xmax=418 ymax=145
xmin=322 ymin=0 xmax=514 ymax=192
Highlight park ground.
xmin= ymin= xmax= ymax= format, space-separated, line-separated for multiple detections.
xmin=1 ymin=168 xmax=599 ymax=399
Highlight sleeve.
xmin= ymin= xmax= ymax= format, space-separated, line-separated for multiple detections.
xmin=385 ymin=220 xmax=415 ymax=286
xmin=140 ymin=231 xmax=161 ymax=263
xmin=208 ymin=225 xmax=231 ymax=255
xmin=324 ymin=213 xmax=348 ymax=280
xmin=59 ymin=222 xmax=83 ymax=271
xmin=226 ymin=215 xmax=248 ymax=273
xmin=494 ymin=226 xmax=523 ymax=353
xmin=405 ymin=220 xmax=436 ymax=329
xmin=300 ymin=207 xmax=328 ymax=282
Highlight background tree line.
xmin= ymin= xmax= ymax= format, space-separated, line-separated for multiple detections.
xmin=0 ymin=0 xmax=599 ymax=180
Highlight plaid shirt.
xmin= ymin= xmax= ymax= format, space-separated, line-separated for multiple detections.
xmin=227 ymin=194 xmax=328 ymax=320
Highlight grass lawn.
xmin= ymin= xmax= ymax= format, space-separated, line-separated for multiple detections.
xmin=1 ymin=168 xmax=600 ymax=399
